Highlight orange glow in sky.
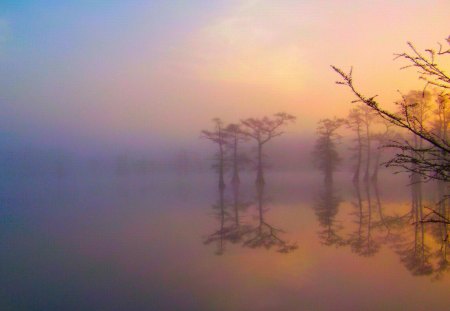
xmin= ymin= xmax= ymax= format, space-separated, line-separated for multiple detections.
xmin=0 ymin=1 xmax=449 ymax=149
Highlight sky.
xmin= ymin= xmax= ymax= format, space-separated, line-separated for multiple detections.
xmin=0 ymin=0 xmax=449 ymax=154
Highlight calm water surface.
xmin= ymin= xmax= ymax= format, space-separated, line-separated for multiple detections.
xmin=0 ymin=171 xmax=449 ymax=310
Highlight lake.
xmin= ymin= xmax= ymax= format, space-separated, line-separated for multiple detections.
xmin=0 ymin=171 xmax=448 ymax=310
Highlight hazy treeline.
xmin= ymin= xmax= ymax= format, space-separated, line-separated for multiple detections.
xmin=201 ymin=113 xmax=296 ymax=187
xmin=0 ymin=150 xmax=209 ymax=178
xmin=313 ymin=89 xmax=449 ymax=184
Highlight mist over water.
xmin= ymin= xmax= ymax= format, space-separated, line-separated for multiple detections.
xmin=1 ymin=165 xmax=449 ymax=310
xmin=1 ymin=1 xmax=450 ymax=310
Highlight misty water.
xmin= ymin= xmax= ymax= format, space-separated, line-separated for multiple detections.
xmin=1 ymin=169 xmax=449 ymax=311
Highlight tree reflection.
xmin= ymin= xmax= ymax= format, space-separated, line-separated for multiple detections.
xmin=203 ymin=182 xmax=254 ymax=255
xmin=204 ymin=179 xmax=297 ymax=254
xmin=203 ymin=185 xmax=229 ymax=255
xmin=387 ymin=176 xmax=450 ymax=278
xmin=226 ymin=182 xmax=252 ymax=244
xmin=359 ymin=181 xmax=381 ymax=256
xmin=243 ymin=183 xmax=298 ymax=253
xmin=430 ymin=180 xmax=449 ymax=280
xmin=391 ymin=177 xmax=433 ymax=276
xmin=313 ymin=172 xmax=450 ymax=279
xmin=313 ymin=178 xmax=345 ymax=247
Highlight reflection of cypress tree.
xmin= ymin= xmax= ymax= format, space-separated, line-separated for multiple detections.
xmin=243 ymin=183 xmax=297 ymax=253
xmin=361 ymin=181 xmax=380 ymax=256
xmin=313 ymin=178 xmax=344 ymax=247
xmin=391 ymin=178 xmax=433 ymax=276
xmin=226 ymin=182 xmax=252 ymax=243
xmin=203 ymin=186 xmax=228 ymax=255
xmin=348 ymin=181 xmax=364 ymax=252
xmin=429 ymin=180 xmax=449 ymax=280
xmin=346 ymin=181 xmax=380 ymax=257
xmin=203 ymin=182 xmax=252 ymax=255
xmin=373 ymin=182 xmax=394 ymax=241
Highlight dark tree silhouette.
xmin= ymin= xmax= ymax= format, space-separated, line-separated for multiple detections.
xmin=332 ymin=37 xmax=450 ymax=182
xmin=241 ymin=113 xmax=296 ymax=185
xmin=360 ymin=105 xmax=379 ymax=181
xmin=201 ymin=118 xmax=230 ymax=189
xmin=370 ymin=120 xmax=397 ymax=181
xmin=225 ymin=123 xmax=249 ymax=185
xmin=312 ymin=117 xmax=345 ymax=183
xmin=347 ymin=108 xmax=364 ymax=182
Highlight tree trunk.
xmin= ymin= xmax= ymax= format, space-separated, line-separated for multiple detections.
xmin=256 ymin=143 xmax=265 ymax=185
xmin=364 ymin=122 xmax=371 ymax=181
xmin=353 ymin=126 xmax=362 ymax=182
xmin=371 ymin=148 xmax=381 ymax=182
xmin=231 ymin=136 xmax=240 ymax=184
xmin=218 ymin=144 xmax=225 ymax=189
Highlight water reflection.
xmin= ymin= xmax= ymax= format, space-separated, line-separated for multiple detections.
xmin=203 ymin=185 xmax=228 ymax=255
xmin=348 ymin=181 xmax=380 ymax=256
xmin=388 ymin=178 xmax=449 ymax=279
xmin=243 ymin=183 xmax=298 ymax=253
xmin=204 ymin=181 xmax=297 ymax=254
xmin=203 ymin=183 xmax=252 ymax=255
xmin=314 ymin=175 xmax=450 ymax=279
xmin=391 ymin=175 xmax=433 ymax=276
xmin=313 ymin=178 xmax=344 ymax=247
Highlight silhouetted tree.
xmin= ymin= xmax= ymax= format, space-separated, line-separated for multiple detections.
xmin=201 ymin=118 xmax=230 ymax=189
xmin=332 ymin=37 xmax=450 ymax=182
xmin=225 ymin=123 xmax=248 ymax=185
xmin=347 ymin=108 xmax=364 ymax=182
xmin=360 ymin=105 xmax=379 ymax=181
xmin=241 ymin=113 xmax=296 ymax=185
xmin=312 ymin=117 xmax=345 ymax=183
xmin=370 ymin=120 xmax=397 ymax=181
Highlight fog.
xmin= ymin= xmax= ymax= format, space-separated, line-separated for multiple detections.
xmin=1 ymin=2 xmax=449 ymax=311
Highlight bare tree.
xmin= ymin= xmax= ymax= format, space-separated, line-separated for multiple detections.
xmin=332 ymin=36 xmax=450 ymax=182
xmin=371 ymin=120 xmax=398 ymax=181
xmin=313 ymin=117 xmax=345 ymax=183
xmin=347 ymin=108 xmax=364 ymax=182
xmin=224 ymin=123 xmax=248 ymax=185
xmin=360 ymin=105 xmax=379 ymax=181
xmin=241 ymin=113 xmax=296 ymax=185
xmin=201 ymin=118 xmax=229 ymax=189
